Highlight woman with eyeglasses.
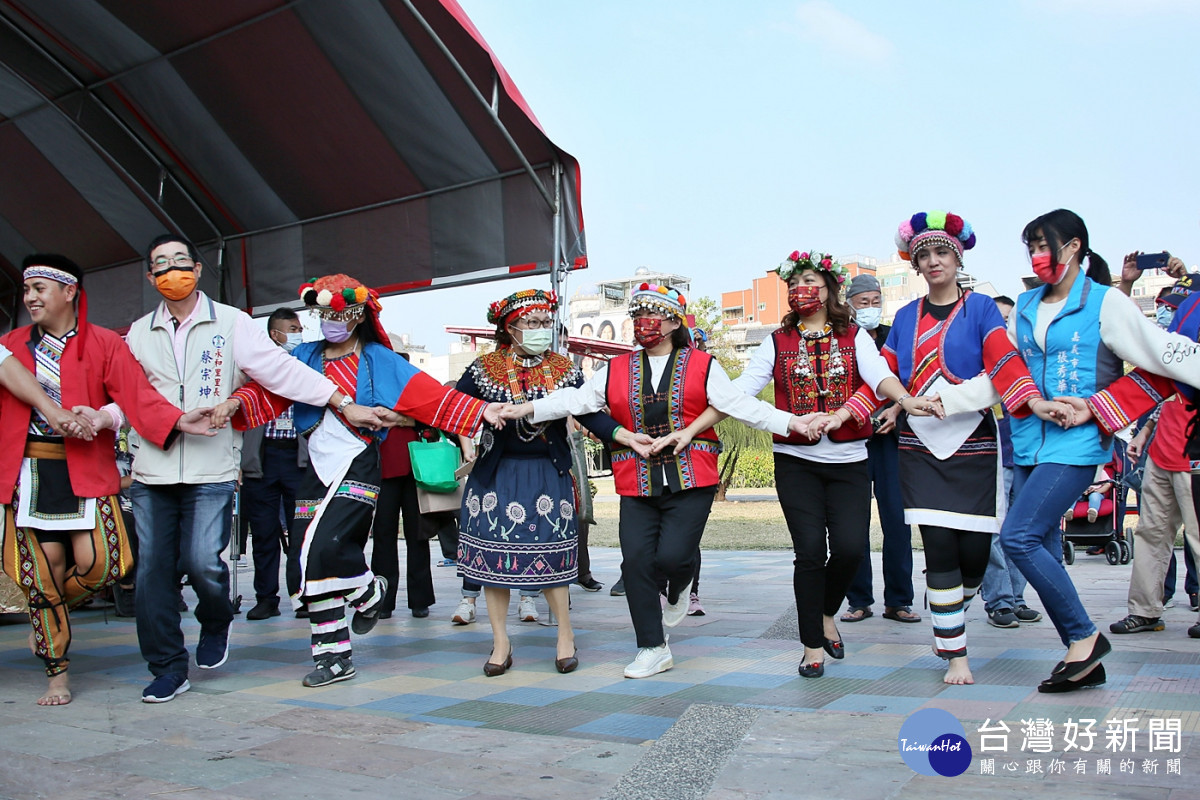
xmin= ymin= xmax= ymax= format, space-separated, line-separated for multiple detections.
xmin=453 ymin=290 xmax=643 ymax=676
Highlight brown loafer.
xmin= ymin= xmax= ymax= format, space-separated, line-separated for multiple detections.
xmin=483 ymin=648 xmax=513 ymax=677
xmin=555 ymin=648 xmax=579 ymax=674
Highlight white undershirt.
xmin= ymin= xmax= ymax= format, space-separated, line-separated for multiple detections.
xmin=1033 ymin=298 xmax=1067 ymax=351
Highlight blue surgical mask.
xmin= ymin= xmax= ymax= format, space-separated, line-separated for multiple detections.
xmin=1155 ymin=306 xmax=1175 ymax=329
xmin=282 ymin=332 xmax=303 ymax=353
xmin=854 ymin=307 xmax=882 ymax=330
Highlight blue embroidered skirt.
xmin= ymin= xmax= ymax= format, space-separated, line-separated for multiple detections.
xmin=458 ymin=454 xmax=578 ymax=590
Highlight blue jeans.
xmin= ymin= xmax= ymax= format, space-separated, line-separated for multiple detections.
xmin=131 ymin=481 xmax=236 ymax=677
xmin=1003 ymin=464 xmax=1097 ymax=646
xmin=982 ymin=467 xmax=1028 ymax=613
xmin=1163 ymin=546 xmax=1199 ymax=601
xmin=845 ymin=434 xmax=914 ymax=609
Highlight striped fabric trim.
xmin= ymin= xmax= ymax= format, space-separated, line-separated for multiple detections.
xmin=842 ymin=389 xmax=877 ymax=426
xmin=231 ymin=384 xmax=290 ymax=430
xmin=1088 ymin=369 xmax=1166 ymax=436
xmin=430 ymin=390 xmax=488 ymax=437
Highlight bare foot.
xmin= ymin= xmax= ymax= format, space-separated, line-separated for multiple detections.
xmin=37 ymin=672 xmax=71 ymax=706
xmin=944 ymin=657 xmax=974 ymax=685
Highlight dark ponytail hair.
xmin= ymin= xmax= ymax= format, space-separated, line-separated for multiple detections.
xmin=670 ymin=322 xmax=692 ymax=350
xmin=780 ymin=270 xmax=853 ymax=335
xmin=1021 ymin=209 xmax=1110 ymax=287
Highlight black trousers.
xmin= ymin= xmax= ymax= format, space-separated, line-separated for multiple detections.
xmin=370 ymin=474 xmax=434 ymax=612
xmin=775 ymin=454 xmax=870 ymax=650
xmin=619 ymin=486 xmax=716 ymax=648
xmin=242 ymin=444 xmax=302 ymax=602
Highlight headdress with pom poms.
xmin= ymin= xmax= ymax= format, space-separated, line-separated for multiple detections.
xmin=895 ymin=211 xmax=975 ymax=267
xmin=298 ymin=273 xmax=391 ymax=348
xmin=628 ymin=283 xmax=687 ymax=322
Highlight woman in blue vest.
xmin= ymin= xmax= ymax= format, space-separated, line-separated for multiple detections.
xmin=994 ymin=209 xmax=1200 ymax=693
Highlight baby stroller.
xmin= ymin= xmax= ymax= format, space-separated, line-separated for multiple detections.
xmin=1061 ymin=445 xmax=1137 ymax=566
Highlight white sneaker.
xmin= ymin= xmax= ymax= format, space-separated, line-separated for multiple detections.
xmin=451 ymin=598 xmax=476 ymax=625
xmin=518 ymin=595 xmax=539 ymax=622
xmin=662 ymin=579 xmax=692 ymax=628
xmin=624 ymin=641 xmax=673 ymax=678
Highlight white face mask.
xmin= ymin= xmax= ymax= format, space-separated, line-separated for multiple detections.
xmin=518 ymin=328 xmax=554 ymax=355
xmin=282 ymin=332 xmax=303 ymax=353
xmin=854 ymin=307 xmax=882 ymax=330
xmin=1155 ymin=306 xmax=1175 ymax=329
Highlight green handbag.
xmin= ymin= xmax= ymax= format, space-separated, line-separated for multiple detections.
xmin=408 ymin=433 xmax=461 ymax=494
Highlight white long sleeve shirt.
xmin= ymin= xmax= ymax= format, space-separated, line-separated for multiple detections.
xmin=732 ymin=327 xmax=897 ymax=464
xmin=531 ymin=352 xmax=793 ymax=436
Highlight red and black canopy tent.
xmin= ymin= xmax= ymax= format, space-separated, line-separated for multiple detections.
xmin=0 ymin=0 xmax=586 ymax=332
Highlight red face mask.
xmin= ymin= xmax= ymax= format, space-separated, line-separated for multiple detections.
xmin=788 ymin=284 xmax=823 ymax=317
xmin=1031 ymin=251 xmax=1068 ymax=286
xmin=633 ymin=317 xmax=667 ymax=349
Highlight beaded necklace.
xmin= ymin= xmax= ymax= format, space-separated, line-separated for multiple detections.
xmin=792 ymin=323 xmax=846 ymax=398
xmin=505 ymin=350 xmax=552 ymax=442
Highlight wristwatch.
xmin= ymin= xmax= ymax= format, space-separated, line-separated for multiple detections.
xmin=337 ymin=395 xmax=353 ymax=413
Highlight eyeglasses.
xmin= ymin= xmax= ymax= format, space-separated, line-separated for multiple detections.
xmin=513 ymin=318 xmax=554 ymax=330
xmin=152 ymin=254 xmax=195 ymax=270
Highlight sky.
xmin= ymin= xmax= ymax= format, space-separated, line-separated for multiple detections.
xmin=379 ymin=0 xmax=1200 ymax=352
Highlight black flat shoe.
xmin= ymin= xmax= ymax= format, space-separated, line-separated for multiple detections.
xmin=409 ymin=607 xmax=426 ymax=619
xmin=577 ymin=577 xmax=603 ymax=592
xmin=555 ymin=648 xmax=579 ymax=674
xmin=1048 ymin=633 xmax=1111 ymax=683
xmin=798 ymin=661 xmax=824 ymax=678
xmin=483 ymin=648 xmax=513 ymax=677
xmin=1038 ymin=662 xmax=1107 ymax=693
xmin=823 ymin=637 xmax=845 ymax=660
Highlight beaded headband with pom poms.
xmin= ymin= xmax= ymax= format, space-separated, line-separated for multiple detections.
xmin=773 ymin=250 xmax=850 ymax=285
xmin=299 ymin=273 xmax=392 ymax=349
xmin=486 ymin=289 xmax=559 ymax=327
xmin=628 ymin=283 xmax=687 ymax=321
xmin=895 ymin=211 xmax=975 ymax=267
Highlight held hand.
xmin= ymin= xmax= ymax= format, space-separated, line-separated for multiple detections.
xmin=497 ymin=402 xmax=533 ymax=420
xmin=177 ymin=407 xmax=217 ymax=437
xmin=55 ymin=407 xmax=95 ymax=441
xmin=208 ymin=398 xmax=241 ymax=430
xmin=618 ymin=429 xmax=656 ymax=459
xmin=373 ymin=406 xmax=411 ymax=428
xmin=1029 ymin=398 xmax=1071 ymax=428
xmin=1126 ymin=430 xmax=1148 ymax=460
xmin=461 ymin=439 xmax=477 ymax=463
xmin=68 ymin=405 xmax=107 ymax=437
xmin=808 ymin=413 xmax=843 ymax=439
xmin=483 ymin=402 xmax=507 ymax=430
xmin=343 ymin=402 xmax=383 ymax=431
xmin=902 ymin=395 xmax=941 ymax=418
xmin=874 ymin=403 xmax=901 ymax=435
xmin=650 ymin=429 xmax=692 ymax=456
xmin=1053 ymin=396 xmax=1093 ymax=428
xmin=788 ymin=413 xmax=821 ymax=440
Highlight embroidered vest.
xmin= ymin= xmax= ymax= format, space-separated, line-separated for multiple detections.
xmin=605 ymin=348 xmax=719 ymax=496
xmin=770 ymin=326 xmax=870 ymax=445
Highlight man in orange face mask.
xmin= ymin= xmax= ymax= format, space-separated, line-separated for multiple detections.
xmin=122 ymin=234 xmax=390 ymax=704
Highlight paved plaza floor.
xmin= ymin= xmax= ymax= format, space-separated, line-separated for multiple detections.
xmin=1 ymin=546 xmax=1198 ymax=799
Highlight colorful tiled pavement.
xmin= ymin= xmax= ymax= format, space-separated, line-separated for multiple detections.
xmin=1 ymin=546 xmax=1199 ymax=798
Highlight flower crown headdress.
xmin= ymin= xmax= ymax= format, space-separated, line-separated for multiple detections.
xmin=299 ymin=274 xmax=381 ymax=321
xmin=774 ymin=250 xmax=849 ymax=285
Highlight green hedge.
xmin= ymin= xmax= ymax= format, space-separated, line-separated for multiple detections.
xmin=720 ymin=447 xmax=775 ymax=488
